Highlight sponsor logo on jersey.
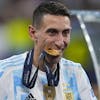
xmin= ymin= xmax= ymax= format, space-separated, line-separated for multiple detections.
xmin=25 ymin=93 xmax=36 ymax=100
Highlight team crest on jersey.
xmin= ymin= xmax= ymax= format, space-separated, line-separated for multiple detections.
xmin=62 ymin=83 xmax=74 ymax=100
xmin=64 ymin=92 xmax=74 ymax=100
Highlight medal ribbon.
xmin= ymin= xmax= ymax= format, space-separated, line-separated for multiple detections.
xmin=44 ymin=61 xmax=60 ymax=86
xmin=22 ymin=49 xmax=60 ymax=89
xmin=22 ymin=49 xmax=39 ymax=89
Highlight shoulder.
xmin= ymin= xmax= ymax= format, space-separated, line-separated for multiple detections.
xmin=60 ymin=58 xmax=85 ymax=76
xmin=60 ymin=58 xmax=90 ymax=85
xmin=60 ymin=57 xmax=81 ymax=68
xmin=0 ymin=52 xmax=27 ymax=77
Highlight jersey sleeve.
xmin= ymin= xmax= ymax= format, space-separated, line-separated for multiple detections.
xmin=0 ymin=60 xmax=8 ymax=99
xmin=75 ymin=63 xmax=97 ymax=100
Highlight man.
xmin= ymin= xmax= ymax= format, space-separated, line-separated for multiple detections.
xmin=0 ymin=1 xmax=97 ymax=100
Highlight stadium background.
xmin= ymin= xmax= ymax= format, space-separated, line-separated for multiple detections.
xmin=0 ymin=0 xmax=100 ymax=98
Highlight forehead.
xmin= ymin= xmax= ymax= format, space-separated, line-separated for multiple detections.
xmin=41 ymin=14 xmax=71 ymax=30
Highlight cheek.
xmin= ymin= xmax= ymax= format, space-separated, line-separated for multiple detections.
xmin=36 ymin=34 xmax=54 ymax=50
xmin=64 ymin=36 xmax=70 ymax=46
xmin=67 ymin=36 xmax=70 ymax=43
xmin=44 ymin=37 xmax=55 ymax=48
xmin=36 ymin=33 xmax=46 ymax=43
xmin=35 ymin=34 xmax=47 ymax=49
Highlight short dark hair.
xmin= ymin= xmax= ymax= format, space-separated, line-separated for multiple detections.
xmin=32 ymin=1 xmax=71 ymax=29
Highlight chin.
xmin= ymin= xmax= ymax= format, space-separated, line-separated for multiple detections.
xmin=47 ymin=55 xmax=61 ymax=64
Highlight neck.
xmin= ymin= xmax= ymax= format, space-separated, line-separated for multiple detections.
xmin=33 ymin=47 xmax=57 ymax=72
xmin=44 ymin=58 xmax=57 ymax=72
xmin=33 ymin=46 xmax=42 ymax=67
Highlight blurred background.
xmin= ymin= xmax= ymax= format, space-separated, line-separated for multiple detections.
xmin=0 ymin=0 xmax=100 ymax=99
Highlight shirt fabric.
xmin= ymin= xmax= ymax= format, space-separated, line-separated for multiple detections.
xmin=0 ymin=52 xmax=97 ymax=100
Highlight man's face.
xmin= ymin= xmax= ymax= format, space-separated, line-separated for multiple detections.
xmin=34 ymin=14 xmax=71 ymax=64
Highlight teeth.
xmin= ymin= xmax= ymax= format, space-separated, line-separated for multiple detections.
xmin=44 ymin=48 xmax=61 ymax=56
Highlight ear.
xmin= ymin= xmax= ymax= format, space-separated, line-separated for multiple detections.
xmin=28 ymin=25 xmax=37 ymax=41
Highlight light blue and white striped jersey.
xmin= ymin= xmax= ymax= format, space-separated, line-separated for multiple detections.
xmin=0 ymin=52 xmax=97 ymax=100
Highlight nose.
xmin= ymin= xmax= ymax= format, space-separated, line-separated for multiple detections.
xmin=55 ymin=33 xmax=65 ymax=49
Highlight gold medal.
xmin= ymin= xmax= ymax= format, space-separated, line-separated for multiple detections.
xmin=43 ymin=85 xmax=56 ymax=100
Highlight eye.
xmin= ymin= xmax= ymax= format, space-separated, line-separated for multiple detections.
xmin=62 ymin=29 xmax=71 ymax=37
xmin=46 ymin=28 xmax=58 ymax=36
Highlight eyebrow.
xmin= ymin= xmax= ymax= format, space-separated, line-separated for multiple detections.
xmin=46 ymin=28 xmax=58 ymax=33
xmin=62 ymin=28 xmax=71 ymax=32
xmin=46 ymin=28 xmax=72 ymax=33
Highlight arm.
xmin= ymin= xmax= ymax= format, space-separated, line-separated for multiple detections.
xmin=75 ymin=64 xmax=97 ymax=100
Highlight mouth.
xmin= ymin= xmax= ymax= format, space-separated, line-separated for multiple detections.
xmin=44 ymin=48 xmax=62 ymax=56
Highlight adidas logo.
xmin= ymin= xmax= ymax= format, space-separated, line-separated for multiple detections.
xmin=25 ymin=93 xmax=36 ymax=100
